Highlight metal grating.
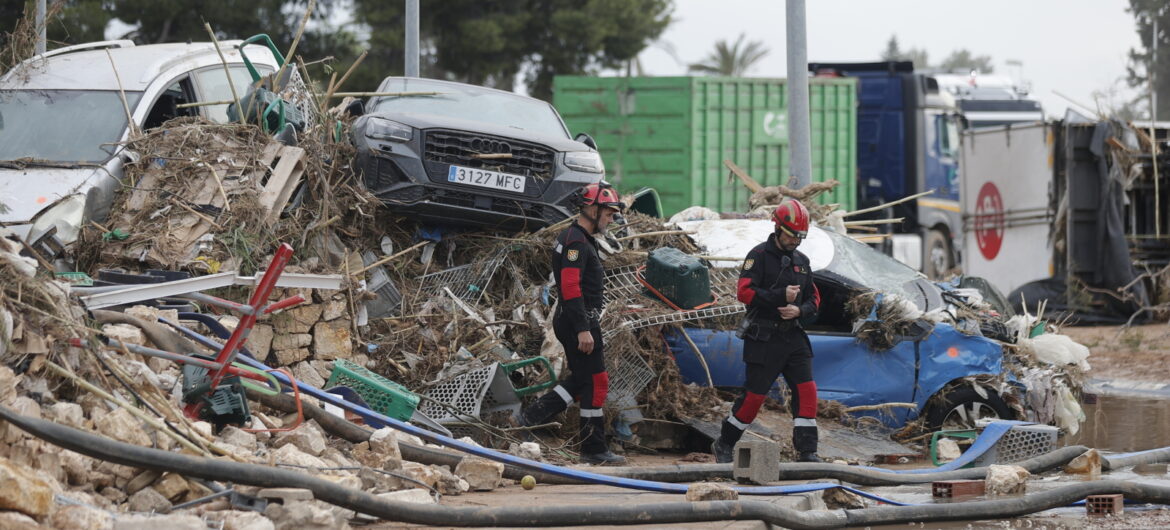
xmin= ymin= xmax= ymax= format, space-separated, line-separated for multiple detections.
xmin=973 ymin=424 xmax=1059 ymax=466
xmin=362 ymin=251 xmax=403 ymax=318
xmin=605 ymin=348 xmax=654 ymax=407
xmin=603 ymin=265 xmax=740 ymax=304
xmin=416 ymin=249 xmax=506 ymax=305
xmin=417 ymin=362 xmax=520 ymax=425
xmin=603 ymin=304 xmax=746 ymax=340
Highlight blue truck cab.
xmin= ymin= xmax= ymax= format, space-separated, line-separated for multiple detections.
xmin=808 ymin=61 xmax=963 ymax=279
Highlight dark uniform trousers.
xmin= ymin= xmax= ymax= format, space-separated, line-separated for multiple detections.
xmin=719 ymin=234 xmax=821 ymax=455
xmin=519 ymin=222 xmax=610 ymax=455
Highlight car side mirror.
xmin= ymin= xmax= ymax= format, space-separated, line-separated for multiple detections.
xmin=345 ymin=99 xmax=365 ymax=118
xmin=574 ymin=133 xmax=598 ymax=150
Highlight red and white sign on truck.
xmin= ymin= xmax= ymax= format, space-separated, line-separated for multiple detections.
xmin=960 ymin=123 xmax=1055 ymax=297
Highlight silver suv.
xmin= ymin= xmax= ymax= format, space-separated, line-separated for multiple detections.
xmin=352 ymin=77 xmax=604 ymax=230
xmin=0 ymin=40 xmax=278 ymax=260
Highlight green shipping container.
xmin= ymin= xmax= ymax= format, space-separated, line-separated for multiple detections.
xmin=553 ymin=76 xmax=857 ymax=216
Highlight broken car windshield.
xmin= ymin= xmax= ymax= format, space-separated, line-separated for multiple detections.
xmin=0 ymin=90 xmax=143 ymax=163
xmin=371 ymin=79 xmax=569 ymax=138
xmin=818 ymin=229 xmax=940 ymax=310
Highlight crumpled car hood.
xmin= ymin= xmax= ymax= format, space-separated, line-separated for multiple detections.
xmin=0 ymin=166 xmax=103 ymax=224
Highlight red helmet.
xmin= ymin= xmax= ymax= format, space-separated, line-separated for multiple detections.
xmin=579 ymin=181 xmax=623 ymax=212
xmin=772 ymin=199 xmax=810 ymax=238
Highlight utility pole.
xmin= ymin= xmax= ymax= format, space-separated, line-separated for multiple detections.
xmin=405 ymin=0 xmax=420 ymax=77
xmin=35 ymin=0 xmax=46 ymax=55
xmin=1151 ymin=14 xmax=1160 ymax=238
xmin=785 ymin=0 xmax=811 ymax=188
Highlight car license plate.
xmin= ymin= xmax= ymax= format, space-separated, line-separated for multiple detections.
xmin=447 ymin=165 xmax=526 ymax=193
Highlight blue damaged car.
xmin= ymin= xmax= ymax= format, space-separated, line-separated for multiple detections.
xmin=663 ymin=220 xmax=1017 ymax=430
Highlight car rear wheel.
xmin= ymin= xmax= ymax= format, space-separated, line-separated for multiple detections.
xmin=925 ymin=386 xmax=1014 ymax=431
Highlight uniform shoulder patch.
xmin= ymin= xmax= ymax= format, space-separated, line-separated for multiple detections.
xmin=567 ymin=249 xmax=580 ymax=262
xmin=742 ymin=258 xmax=755 ymax=270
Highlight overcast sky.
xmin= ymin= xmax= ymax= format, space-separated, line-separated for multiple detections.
xmin=635 ymin=0 xmax=1142 ymax=118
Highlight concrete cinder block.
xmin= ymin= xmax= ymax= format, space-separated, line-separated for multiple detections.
xmin=732 ymin=439 xmax=781 ymax=485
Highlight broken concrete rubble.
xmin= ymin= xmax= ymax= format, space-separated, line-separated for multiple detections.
xmin=454 ymin=456 xmax=505 ymax=491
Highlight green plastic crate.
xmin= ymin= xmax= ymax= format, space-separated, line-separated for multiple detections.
xmin=643 ymin=247 xmax=713 ymax=309
xmin=326 ymin=359 xmax=419 ymax=421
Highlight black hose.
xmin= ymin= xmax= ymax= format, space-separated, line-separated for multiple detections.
xmin=1104 ymin=447 xmax=1170 ymax=471
xmin=6 ymin=405 xmax=1170 ymax=528
xmin=842 ymin=481 xmax=1170 ymax=526
xmin=774 ymin=445 xmax=1093 ymax=486
xmin=0 ymin=404 xmax=838 ymax=527
xmin=248 ymin=390 xmax=1116 ymax=487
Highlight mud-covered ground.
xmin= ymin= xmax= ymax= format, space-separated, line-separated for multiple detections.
xmin=1060 ymin=323 xmax=1170 ymax=382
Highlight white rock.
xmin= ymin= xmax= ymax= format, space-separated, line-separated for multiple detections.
xmin=985 ymin=464 xmax=1030 ymax=495
xmin=3 ymin=397 xmax=41 ymax=443
xmin=48 ymin=402 xmax=86 ymax=429
xmin=0 ymin=365 xmax=19 ymax=404
xmin=269 ymin=444 xmax=329 ymax=470
xmin=113 ymin=513 xmax=206 ymax=530
xmin=367 ymin=428 xmax=404 ymax=470
xmin=94 ymin=408 xmax=151 ymax=447
xmin=127 ymin=487 xmax=171 ymax=513
xmin=0 ymin=453 xmax=53 ymax=517
xmin=0 ymin=509 xmax=52 ymax=529
xmin=272 ymin=333 xmax=312 ymax=351
xmin=102 ymin=323 xmax=146 ymax=346
xmin=213 ymin=510 xmax=275 ymax=530
xmin=454 ymin=457 xmax=504 ymax=491
xmin=272 ymin=420 xmax=327 ymax=456
xmin=511 ymin=442 xmax=541 ymax=461
xmin=49 ymin=504 xmax=114 ymax=530
xmin=936 ymin=438 xmax=962 ymax=462
xmin=377 ymin=489 xmax=435 ymax=504
xmin=290 ymin=362 xmax=326 ymax=390
xmin=311 ymin=320 xmax=352 ymax=360
xmin=218 ymin=426 xmax=258 ymax=452
xmin=263 ymin=501 xmax=345 ymax=530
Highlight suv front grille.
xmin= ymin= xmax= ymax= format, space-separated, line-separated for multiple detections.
xmin=424 ymin=130 xmax=556 ymax=182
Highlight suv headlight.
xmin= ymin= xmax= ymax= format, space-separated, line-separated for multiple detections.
xmin=365 ymin=117 xmax=413 ymax=142
xmin=564 ymin=151 xmax=604 ymax=173
xmin=29 ymin=194 xmax=86 ymax=245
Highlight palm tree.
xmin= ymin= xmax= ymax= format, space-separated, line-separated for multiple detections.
xmin=688 ymin=33 xmax=770 ymax=77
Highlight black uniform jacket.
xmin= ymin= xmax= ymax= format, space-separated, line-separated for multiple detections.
xmin=736 ymin=233 xmax=821 ymax=327
xmin=553 ymin=222 xmax=604 ymax=332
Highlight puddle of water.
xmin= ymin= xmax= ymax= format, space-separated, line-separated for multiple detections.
xmin=1065 ymin=393 xmax=1170 ymax=452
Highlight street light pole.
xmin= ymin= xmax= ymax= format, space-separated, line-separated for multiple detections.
xmin=35 ymin=0 xmax=46 ymax=55
xmin=405 ymin=0 xmax=419 ymax=77
xmin=785 ymin=0 xmax=812 ymax=188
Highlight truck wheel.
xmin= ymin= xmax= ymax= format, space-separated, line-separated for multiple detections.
xmin=925 ymin=386 xmax=1014 ymax=431
xmin=924 ymin=229 xmax=953 ymax=279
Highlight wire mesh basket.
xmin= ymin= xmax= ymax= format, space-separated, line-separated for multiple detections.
xmin=417 ymin=362 xmax=520 ymax=444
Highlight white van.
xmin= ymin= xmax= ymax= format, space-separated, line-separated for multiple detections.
xmin=0 ymin=40 xmax=279 ymax=260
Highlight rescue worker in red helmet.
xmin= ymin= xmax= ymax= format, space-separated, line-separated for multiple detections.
xmin=712 ymin=198 xmax=823 ymax=463
xmin=516 ymin=181 xmax=627 ymax=465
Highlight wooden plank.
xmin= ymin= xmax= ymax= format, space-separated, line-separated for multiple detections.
xmin=258 ymin=145 xmax=306 ymax=226
xmin=125 ymin=169 xmax=163 ymax=211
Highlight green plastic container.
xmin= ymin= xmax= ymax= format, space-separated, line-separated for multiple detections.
xmin=642 ymin=247 xmax=713 ymax=309
xmin=553 ymin=76 xmax=857 ymax=216
xmin=326 ymin=359 xmax=419 ymax=421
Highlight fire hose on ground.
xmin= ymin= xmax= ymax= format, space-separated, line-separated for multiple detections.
xmin=160 ymin=317 xmax=1170 ymax=492
xmin=3 ymin=405 xmax=1170 ymax=528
